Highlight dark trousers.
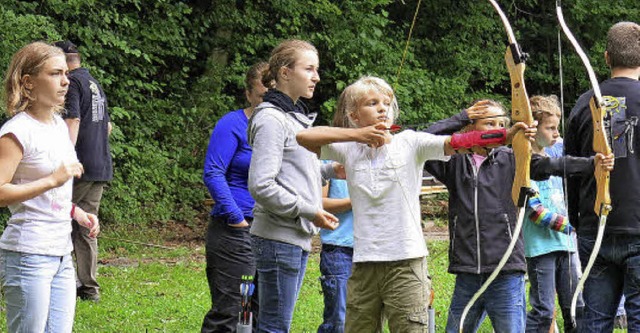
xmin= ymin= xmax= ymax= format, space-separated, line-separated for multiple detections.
xmin=578 ymin=233 xmax=640 ymax=333
xmin=201 ymin=216 xmax=258 ymax=333
xmin=72 ymin=180 xmax=106 ymax=297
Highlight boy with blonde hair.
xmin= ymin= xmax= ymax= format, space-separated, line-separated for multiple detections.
xmin=524 ymin=95 xmax=583 ymax=332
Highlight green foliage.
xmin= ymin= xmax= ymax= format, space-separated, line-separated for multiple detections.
xmin=0 ymin=0 xmax=206 ymax=225
xmin=0 ymin=0 xmax=637 ymax=225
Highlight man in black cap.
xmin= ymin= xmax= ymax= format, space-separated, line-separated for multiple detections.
xmin=54 ymin=40 xmax=113 ymax=302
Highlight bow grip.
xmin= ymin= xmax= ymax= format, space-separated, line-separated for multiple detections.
xmin=589 ymin=96 xmax=612 ymax=216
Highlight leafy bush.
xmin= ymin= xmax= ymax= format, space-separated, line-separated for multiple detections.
xmin=0 ymin=0 xmax=637 ymax=226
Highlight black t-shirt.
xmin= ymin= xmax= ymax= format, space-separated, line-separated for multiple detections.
xmin=63 ymin=67 xmax=113 ymax=181
xmin=565 ymin=77 xmax=640 ymax=235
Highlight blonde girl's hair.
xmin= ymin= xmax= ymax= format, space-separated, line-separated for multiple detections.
xmin=333 ymin=90 xmax=354 ymax=128
xmin=462 ymin=99 xmax=509 ymax=132
xmin=530 ymin=95 xmax=561 ymax=123
xmin=261 ymin=39 xmax=318 ymax=87
xmin=3 ymin=41 xmax=66 ymax=117
xmin=337 ymin=76 xmax=399 ymax=128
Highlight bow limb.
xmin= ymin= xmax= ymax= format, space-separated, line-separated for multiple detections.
xmin=458 ymin=2 xmax=534 ymax=331
xmin=556 ymin=1 xmax=612 ymax=327
xmin=489 ymin=0 xmax=534 ymax=210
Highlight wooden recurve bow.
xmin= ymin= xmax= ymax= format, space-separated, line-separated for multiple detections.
xmin=458 ymin=1 xmax=534 ymax=331
xmin=556 ymin=1 xmax=613 ymax=327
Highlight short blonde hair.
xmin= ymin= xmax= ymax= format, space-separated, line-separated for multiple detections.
xmin=336 ymin=76 xmax=399 ymax=128
xmin=3 ymin=42 xmax=65 ymax=116
xmin=530 ymin=95 xmax=561 ymax=123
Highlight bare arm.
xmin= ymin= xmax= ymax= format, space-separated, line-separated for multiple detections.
xmin=108 ymin=122 xmax=113 ymax=136
xmin=297 ymin=125 xmax=387 ymax=156
xmin=0 ymin=134 xmax=83 ymax=207
xmin=441 ymin=122 xmax=538 ymax=156
xmin=321 ymin=182 xmax=351 ymax=214
xmin=443 ymin=137 xmax=456 ymax=156
xmin=73 ymin=205 xmax=101 ymax=238
xmin=64 ymin=118 xmax=80 ymax=146
xmin=63 ymin=78 xmax=81 ymax=145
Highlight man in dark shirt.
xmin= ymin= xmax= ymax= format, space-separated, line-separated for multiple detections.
xmin=565 ymin=22 xmax=640 ymax=331
xmin=54 ymin=40 xmax=113 ymax=302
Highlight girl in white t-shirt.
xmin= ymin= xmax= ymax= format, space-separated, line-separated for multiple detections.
xmin=0 ymin=42 xmax=100 ymax=333
xmin=296 ymin=76 xmax=535 ymax=332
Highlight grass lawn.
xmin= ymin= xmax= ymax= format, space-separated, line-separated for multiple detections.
xmin=0 ymin=226 xmax=625 ymax=332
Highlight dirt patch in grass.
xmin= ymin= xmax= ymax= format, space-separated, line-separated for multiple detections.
xmin=142 ymin=211 xmax=209 ymax=247
xmin=160 ymin=220 xmax=207 ymax=247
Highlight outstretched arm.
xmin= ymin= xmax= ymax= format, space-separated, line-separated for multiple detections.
xmin=527 ymin=194 xmax=573 ymax=234
xmin=443 ymin=123 xmax=536 ymax=156
xmin=297 ymin=124 xmax=388 ymax=156
xmin=531 ymin=153 xmax=614 ymax=181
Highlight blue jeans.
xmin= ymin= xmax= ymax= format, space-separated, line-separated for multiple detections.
xmin=526 ymin=251 xmax=583 ymax=333
xmin=578 ymin=233 xmax=640 ymax=332
xmin=0 ymin=250 xmax=76 ymax=333
xmin=251 ymin=236 xmax=309 ymax=333
xmin=445 ymin=272 xmax=526 ymax=333
xmin=318 ymin=244 xmax=353 ymax=333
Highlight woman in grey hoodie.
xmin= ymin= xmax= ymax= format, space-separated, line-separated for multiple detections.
xmin=247 ymin=39 xmax=338 ymax=332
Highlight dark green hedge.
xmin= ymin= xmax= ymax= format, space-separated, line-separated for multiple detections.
xmin=0 ymin=0 xmax=637 ymax=226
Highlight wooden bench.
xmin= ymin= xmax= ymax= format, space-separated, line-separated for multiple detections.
xmin=205 ymin=175 xmax=448 ymax=206
xmin=421 ymin=176 xmax=448 ymax=197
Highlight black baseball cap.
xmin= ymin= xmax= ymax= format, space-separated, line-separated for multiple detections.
xmin=53 ymin=40 xmax=79 ymax=54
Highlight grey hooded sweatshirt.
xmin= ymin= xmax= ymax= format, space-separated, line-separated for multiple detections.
xmin=247 ymin=102 xmax=322 ymax=251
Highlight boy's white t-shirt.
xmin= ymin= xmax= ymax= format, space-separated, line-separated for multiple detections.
xmin=0 ymin=112 xmax=78 ymax=256
xmin=321 ymin=130 xmax=449 ymax=262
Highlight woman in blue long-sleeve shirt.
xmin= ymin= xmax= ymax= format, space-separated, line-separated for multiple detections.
xmin=201 ymin=62 xmax=268 ymax=333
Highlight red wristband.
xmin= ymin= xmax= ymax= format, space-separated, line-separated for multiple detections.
xmin=70 ymin=204 xmax=76 ymax=219
xmin=449 ymin=128 xmax=507 ymax=150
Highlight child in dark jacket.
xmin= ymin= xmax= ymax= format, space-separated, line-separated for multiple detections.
xmin=424 ymin=100 xmax=613 ymax=333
